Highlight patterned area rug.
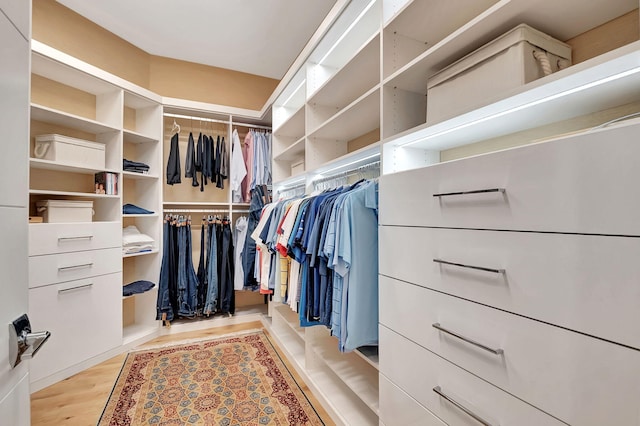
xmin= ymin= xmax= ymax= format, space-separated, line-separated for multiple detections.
xmin=98 ymin=330 xmax=324 ymax=425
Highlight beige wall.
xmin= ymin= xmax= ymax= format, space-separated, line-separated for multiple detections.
xmin=32 ymin=0 xmax=278 ymax=110
xmin=149 ymin=56 xmax=278 ymax=111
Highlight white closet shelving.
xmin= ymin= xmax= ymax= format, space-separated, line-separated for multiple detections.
xmin=121 ymin=90 xmax=162 ymax=345
xmin=266 ymin=3 xmax=383 ymax=425
xmin=381 ymin=0 xmax=640 ymax=170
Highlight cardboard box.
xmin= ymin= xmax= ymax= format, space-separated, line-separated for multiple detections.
xmin=35 ymin=200 xmax=94 ymax=223
xmin=34 ymin=134 xmax=106 ymax=170
xmin=426 ymin=24 xmax=572 ymax=124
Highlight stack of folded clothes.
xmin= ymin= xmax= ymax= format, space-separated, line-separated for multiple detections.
xmin=123 ymin=203 xmax=154 ymax=215
xmin=123 ymin=158 xmax=150 ymax=174
xmin=122 ymin=225 xmax=155 ymax=255
xmin=123 ymin=280 xmax=155 ymax=296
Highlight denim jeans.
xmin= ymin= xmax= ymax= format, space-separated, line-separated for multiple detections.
xmin=242 ymin=187 xmax=264 ymax=290
xmin=219 ymin=222 xmax=234 ymax=313
xmin=156 ymin=220 xmax=174 ymax=321
xmin=177 ymin=223 xmax=198 ymax=317
xmin=196 ymin=223 xmax=207 ymax=313
xmin=204 ymin=223 xmax=218 ymax=315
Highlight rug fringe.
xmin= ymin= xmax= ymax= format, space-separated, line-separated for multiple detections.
xmin=129 ymin=328 xmax=264 ymax=352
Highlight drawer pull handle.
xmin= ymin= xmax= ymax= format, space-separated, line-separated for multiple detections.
xmin=58 ymin=235 xmax=93 ymax=242
xmin=433 ymin=259 xmax=505 ymax=274
xmin=433 ymin=188 xmax=505 ymax=197
xmin=58 ymin=283 xmax=93 ymax=294
xmin=58 ymin=263 xmax=93 ymax=272
xmin=433 ymin=386 xmax=497 ymax=426
xmin=432 ymin=323 xmax=503 ymax=355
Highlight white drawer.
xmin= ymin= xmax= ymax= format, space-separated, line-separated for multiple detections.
xmin=380 ymin=375 xmax=446 ymax=426
xmin=380 ymin=326 xmax=563 ymax=426
xmin=380 ymin=226 xmax=640 ymax=350
xmin=380 ymin=277 xmax=640 ymax=426
xmin=380 ymin=119 xmax=640 ymax=235
xmin=28 ymin=273 xmax=122 ymax=383
xmin=29 ymin=247 xmax=122 ymax=288
xmin=29 ymin=221 xmax=121 ymax=256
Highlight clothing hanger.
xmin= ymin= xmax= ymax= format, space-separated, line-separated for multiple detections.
xmin=171 ymin=120 xmax=180 ymax=134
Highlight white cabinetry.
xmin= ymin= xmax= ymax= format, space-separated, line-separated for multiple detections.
xmin=27 ymin=44 xmax=163 ymax=391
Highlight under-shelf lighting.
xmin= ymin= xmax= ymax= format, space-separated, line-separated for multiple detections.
xmin=317 ymin=0 xmax=377 ymax=66
xmin=313 ymin=152 xmax=380 ymax=179
xmin=399 ymin=65 xmax=640 ymax=148
xmin=280 ymin=80 xmax=305 ymax=107
xmin=276 ymin=177 xmax=307 ymax=194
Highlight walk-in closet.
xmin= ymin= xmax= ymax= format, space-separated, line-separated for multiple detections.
xmin=3 ymin=0 xmax=640 ymax=424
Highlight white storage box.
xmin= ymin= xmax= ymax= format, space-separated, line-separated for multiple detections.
xmin=34 ymin=134 xmax=106 ymax=170
xmin=426 ymin=24 xmax=571 ymax=124
xmin=291 ymin=160 xmax=305 ymax=176
xmin=36 ymin=200 xmax=94 ymax=223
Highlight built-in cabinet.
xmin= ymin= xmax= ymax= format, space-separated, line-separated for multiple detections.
xmin=269 ymin=0 xmax=640 ymax=424
xmin=27 ymin=43 xmax=164 ymax=391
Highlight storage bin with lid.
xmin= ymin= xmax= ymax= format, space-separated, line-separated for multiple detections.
xmin=36 ymin=200 xmax=94 ymax=223
xmin=34 ymin=134 xmax=106 ymax=170
xmin=426 ymin=24 xmax=572 ymax=124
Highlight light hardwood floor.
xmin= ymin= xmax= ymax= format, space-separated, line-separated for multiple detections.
xmin=31 ymin=321 xmax=334 ymax=425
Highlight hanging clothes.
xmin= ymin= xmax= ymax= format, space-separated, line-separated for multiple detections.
xmin=216 ymin=136 xmax=228 ymax=189
xmin=249 ymin=179 xmax=379 ymax=352
xmin=185 ymin=132 xmax=199 ymax=187
xmin=241 ymin=131 xmax=254 ymax=203
xmin=233 ymin=216 xmax=248 ymax=290
xmin=231 ymin=129 xmax=247 ymax=203
xmin=166 ymin=133 xmax=181 ymax=185
xmin=242 ymin=186 xmax=265 ymax=290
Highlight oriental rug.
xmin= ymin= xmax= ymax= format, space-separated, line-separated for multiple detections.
xmin=98 ymin=330 xmax=324 ymax=425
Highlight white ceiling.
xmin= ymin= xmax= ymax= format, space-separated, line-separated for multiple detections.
xmin=56 ymin=0 xmax=337 ymax=80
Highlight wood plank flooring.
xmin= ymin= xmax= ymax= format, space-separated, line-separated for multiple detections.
xmin=31 ymin=321 xmax=334 ymax=425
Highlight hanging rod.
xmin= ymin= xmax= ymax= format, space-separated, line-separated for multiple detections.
xmin=232 ymin=121 xmax=272 ymax=131
xmin=164 ymin=112 xmax=230 ymax=125
xmin=313 ymin=161 xmax=380 ymax=185
xmin=164 ymin=208 xmax=229 ymax=213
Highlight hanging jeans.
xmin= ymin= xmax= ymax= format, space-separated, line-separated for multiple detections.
xmin=196 ymin=223 xmax=207 ymax=314
xmin=242 ymin=186 xmax=264 ymax=290
xmin=203 ymin=223 xmax=218 ymax=315
xmin=219 ymin=222 xmax=234 ymax=313
xmin=156 ymin=219 xmax=174 ymax=321
xmin=177 ymin=224 xmax=198 ymax=317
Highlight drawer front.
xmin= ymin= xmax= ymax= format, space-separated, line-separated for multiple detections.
xmin=380 ymin=226 xmax=640 ymax=350
xmin=29 ymin=247 xmax=122 ymax=288
xmin=28 ymin=273 xmax=122 ymax=383
xmin=380 ymin=277 xmax=640 ymax=426
xmin=380 ymin=375 xmax=446 ymax=426
xmin=380 ymin=120 xmax=640 ymax=235
xmin=380 ymin=326 xmax=563 ymax=426
xmin=29 ymin=222 xmax=121 ymax=256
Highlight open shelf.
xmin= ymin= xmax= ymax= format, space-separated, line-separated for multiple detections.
xmin=123 ymin=213 xmax=159 ymax=218
xmin=31 ymin=103 xmax=119 ymax=134
xmin=122 ymin=171 xmax=158 ymax=180
xmin=123 ymin=323 xmax=158 ymax=346
xmin=307 ymin=364 xmax=379 ymax=425
xmin=308 ymin=33 xmax=380 ymax=125
xmin=274 ymin=136 xmax=306 ymax=162
xmin=29 ymin=189 xmax=120 ymax=198
xmin=123 ymin=249 xmax=159 ymax=258
xmin=274 ymin=104 xmax=305 ymax=138
xmin=309 ymin=86 xmax=380 ymax=141
xmin=123 ymin=129 xmax=158 ymax=144
xmin=312 ymin=141 xmax=381 ymax=177
xmin=383 ymin=40 xmax=640 ymax=171
xmin=30 ymin=158 xmax=119 ymax=175
xmin=355 ymin=346 xmax=379 ymax=370
xmin=309 ymin=333 xmax=379 ymax=414
xmin=274 ymin=304 xmax=306 ymax=340
xmin=269 ymin=321 xmax=306 ymax=369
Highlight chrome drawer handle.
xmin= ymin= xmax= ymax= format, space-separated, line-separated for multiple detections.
xmin=434 ymin=259 xmax=505 ymax=274
xmin=433 ymin=188 xmax=505 ymax=197
xmin=433 ymin=386 xmax=497 ymax=426
xmin=58 ymin=283 xmax=93 ymax=294
xmin=58 ymin=263 xmax=93 ymax=271
xmin=58 ymin=235 xmax=93 ymax=242
xmin=433 ymin=323 xmax=503 ymax=355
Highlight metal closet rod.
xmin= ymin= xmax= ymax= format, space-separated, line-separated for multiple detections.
xmin=163 ymin=112 xmax=272 ymax=130
xmin=164 ymin=208 xmax=250 ymax=214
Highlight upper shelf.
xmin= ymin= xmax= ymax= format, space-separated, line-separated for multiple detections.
xmin=30 ymin=158 xmax=118 ymax=175
xmin=308 ymin=87 xmax=380 ymax=141
xmin=274 ymin=105 xmax=305 ymax=138
xmin=123 ymin=129 xmax=158 ymax=144
xmin=384 ymin=40 xmax=640 ymax=152
xmin=274 ymin=136 xmax=306 ymax=162
xmin=31 ymin=103 xmax=120 ymax=134
xmin=383 ymin=0 xmax=638 ymax=93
